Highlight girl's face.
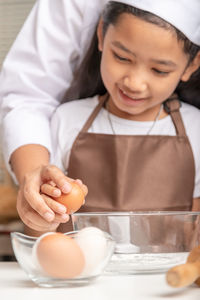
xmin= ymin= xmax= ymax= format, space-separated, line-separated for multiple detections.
xmin=98 ymin=13 xmax=198 ymax=121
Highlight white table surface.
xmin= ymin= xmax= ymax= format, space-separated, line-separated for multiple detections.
xmin=0 ymin=262 xmax=199 ymax=300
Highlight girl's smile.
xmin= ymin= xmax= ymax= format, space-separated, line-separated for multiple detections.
xmin=98 ymin=13 xmax=193 ymax=121
xmin=118 ymin=87 xmax=148 ymax=106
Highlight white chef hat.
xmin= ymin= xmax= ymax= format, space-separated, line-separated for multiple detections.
xmin=111 ymin=0 xmax=200 ymax=46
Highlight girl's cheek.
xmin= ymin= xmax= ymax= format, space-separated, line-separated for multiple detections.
xmin=100 ymin=60 xmax=112 ymax=84
xmin=101 ymin=52 xmax=123 ymax=88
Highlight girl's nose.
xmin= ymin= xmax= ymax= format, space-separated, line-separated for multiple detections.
xmin=123 ymin=73 xmax=147 ymax=93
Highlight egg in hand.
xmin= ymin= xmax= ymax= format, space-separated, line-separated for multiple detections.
xmin=54 ymin=181 xmax=85 ymax=214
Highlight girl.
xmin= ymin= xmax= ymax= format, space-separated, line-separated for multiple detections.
xmin=17 ymin=0 xmax=200 ymax=234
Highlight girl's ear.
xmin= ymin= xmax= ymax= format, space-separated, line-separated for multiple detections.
xmin=181 ymin=51 xmax=200 ymax=82
xmin=97 ymin=18 xmax=104 ymax=52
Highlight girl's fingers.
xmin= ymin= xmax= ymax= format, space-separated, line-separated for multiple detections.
xmin=75 ymin=180 xmax=88 ymax=197
xmin=23 ymin=165 xmax=87 ymax=224
xmin=75 ymin=179 xmax=83 ymax=185
xmin=40 ymin=183 xmax=62 ymax=198
xmin=41 ymin=165 xmax=72 ymax=193
xmin=41 ymin=165 xmax=88 ymax=197
xmin=81 ymin=184 xmax=88 ymax=197
xmin=48 ymin=180 xmax=57 ymax=187
xmin=41 ymin=194 xmax=67 ymax=215
xmin=75 ymin=179 xmax=88 ymax=196
xmin=41 ymin=181 xmax=87 ymax=208
xmin=42 ymin=179 xmax=88 ymax=198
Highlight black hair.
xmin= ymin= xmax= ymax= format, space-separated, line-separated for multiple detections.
xmin=64 ymin=1 xmax=200 ymax=108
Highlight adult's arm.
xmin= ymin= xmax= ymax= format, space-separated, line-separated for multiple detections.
xmin=0 ymin=0 xmax=107 ymax=181
xmin=10 ymin=144 xmax=49 ymax=185
xmin=0 ymin=0 xmax=107 ymax=235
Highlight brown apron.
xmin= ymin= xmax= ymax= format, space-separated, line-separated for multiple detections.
xmin=58 ymin=94 xmax=195 ymax=232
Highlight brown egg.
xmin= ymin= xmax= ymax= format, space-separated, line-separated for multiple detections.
xmin=36 ymin=233 xmax=85 ymax=278
xmin=55 ymin=182 xmax=85 ymax=214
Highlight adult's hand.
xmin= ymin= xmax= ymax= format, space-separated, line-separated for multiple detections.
xmin=16 ymin=165 xmax=75 ymax=233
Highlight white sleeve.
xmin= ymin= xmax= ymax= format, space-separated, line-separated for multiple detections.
xmin=0 ymin=0 xmax=105 ymax=176
xmin=50 ymin=109 xmax=65 ymax=173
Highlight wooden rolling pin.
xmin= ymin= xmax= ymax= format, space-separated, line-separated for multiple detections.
xmin=166 ymin=245 xmax=200 ymax=288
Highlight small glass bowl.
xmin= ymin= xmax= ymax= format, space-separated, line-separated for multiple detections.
xmin=11 ymin=230 xmax=115 ymax=287
xmin=72 ymin=211 xmax=200 ymax=275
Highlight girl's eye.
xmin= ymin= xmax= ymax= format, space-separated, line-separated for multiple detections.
xmin=113 ymin=51 xmax=131 ymax=62
xmin=152 ymin=68 xmax=170 ymax=75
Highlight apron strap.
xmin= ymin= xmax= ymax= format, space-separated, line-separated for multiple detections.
xmin=164 ymin=95 xmax=187 ymax=137
xmin=80 ymin=93 xmax=186 ymax=137
xmin=81 ymin=94 xmax=109 ymax=133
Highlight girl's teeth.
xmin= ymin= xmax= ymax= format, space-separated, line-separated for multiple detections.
xmin=123 ymin=90 xmax=133 ymax=99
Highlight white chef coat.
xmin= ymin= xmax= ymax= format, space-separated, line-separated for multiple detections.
xmin=0 ymin=0 xmax=109 ymax=177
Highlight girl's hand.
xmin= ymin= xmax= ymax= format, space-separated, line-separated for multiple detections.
xmin=16 ymin=165 xmax=86 ymax=234
xmin=40 ymin=178 xmax=88 ymax=203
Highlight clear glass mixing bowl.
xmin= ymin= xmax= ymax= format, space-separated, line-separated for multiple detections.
xmin=72 ymin=211 xmax=200 ymax=275
xmin=11 ymin=230 xmax=115 ymax=287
